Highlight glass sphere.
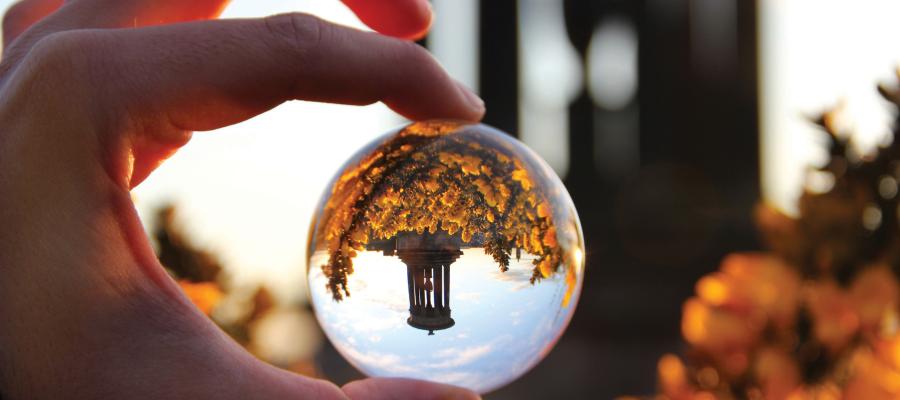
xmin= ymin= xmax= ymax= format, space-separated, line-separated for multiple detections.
xmin=307 ymin=121 xmax=585 ymax=393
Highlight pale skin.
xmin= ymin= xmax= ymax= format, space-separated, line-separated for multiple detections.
xmin=0 ymin=0 xmax=485 ymax=399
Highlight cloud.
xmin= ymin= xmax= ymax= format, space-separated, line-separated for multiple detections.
xmin=455 ymin=291 xmax=482 ymax=302
xmin=334 ymin=341 xmax=417 ymax=375
xmin=440 ymin=372 xmax=483 ymax=388
xmin=352 ymin=313 xmax=405 ymax=333
xmin=490 ymin=266 xmax=534 ymax=282
xmin=429 ymin=343 xmax=495 ymax=369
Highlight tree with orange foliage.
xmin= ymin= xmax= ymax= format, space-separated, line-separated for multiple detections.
xmin=311 ymin=122 xmax=566 ymax=300
xmin=652 ymin=75 xmax=900 ymax=400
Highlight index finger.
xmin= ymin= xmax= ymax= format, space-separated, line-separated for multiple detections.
xmin=89 ymin=14 xmax=485 ymax=130
xmin=24 ymin=14 xmax=484 ymax=187
xmin=342 ymin=0 xmax=432 ymax=40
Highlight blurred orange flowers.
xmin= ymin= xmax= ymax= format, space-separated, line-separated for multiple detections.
xmin=660 ymin=255 xmax=900 ymax=400
xmin=652 ymin=81 xmax=900 ymax=400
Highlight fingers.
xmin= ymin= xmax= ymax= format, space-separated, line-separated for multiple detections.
xmin=342 ymin=0 xmax=433 ymax=40
xmin=20 ymin=13 xmax=483 ymax=187
xmin=2 ymin=0 xmax=62 ymax=47
xmin=94 ymin=13 xmax=484 ymax=132
xmin=342 ymin=378 xmax=481 ymax=400
xmin=1 ymin=0 xmax=228 ymax=74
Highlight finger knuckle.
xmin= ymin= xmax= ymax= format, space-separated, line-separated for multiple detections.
xmin=262 ymin=12 xmax=325 ymax=59
xmin=24 ymin=31 xmax=97 ymax=77
xmin=10 ymin=30 xmax=116 ymax=111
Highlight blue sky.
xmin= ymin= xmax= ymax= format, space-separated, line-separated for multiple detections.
xmin=309 ymin=249 xmax=581 ymax=393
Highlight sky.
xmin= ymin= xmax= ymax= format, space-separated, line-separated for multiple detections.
xmin=759 ymin=0 xmax=900 ymax=215
xmin=309 ymin=249 xmax=581 ymax=393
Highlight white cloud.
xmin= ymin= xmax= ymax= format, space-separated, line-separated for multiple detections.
xmin=429 ymin=343 xmax=495 ymax=369
xmin=440 ymin=372 xmax=483 ymax=388
xmin=334 ymin=342 xmax=417 ymax=375
xmin=455 ymin=291 xmax=482 ymax=302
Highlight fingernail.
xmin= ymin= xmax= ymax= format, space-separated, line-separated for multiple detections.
xmin=455 ymin=80 xmax=485 ymax=114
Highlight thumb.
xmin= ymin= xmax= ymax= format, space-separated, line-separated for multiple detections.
xmin=343 ymin=377 xmax=481 ymax=400
xmin=341 ymin=0 xmax=432 ymax=40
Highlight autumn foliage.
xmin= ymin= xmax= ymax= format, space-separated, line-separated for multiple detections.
xmin=311 ymin=121 xmax=570 ymax=301
xmin=653 ymin=77 xmax=900 ymax=399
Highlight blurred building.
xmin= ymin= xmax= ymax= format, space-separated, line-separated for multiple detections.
xmin=317 ymin=0 xmax=761 ymax=398
xmin=491 ymin=1 xmax=758 ymax=398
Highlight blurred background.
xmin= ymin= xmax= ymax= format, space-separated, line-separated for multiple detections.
xmin=5 ymin=0 xmax=900 ymax=398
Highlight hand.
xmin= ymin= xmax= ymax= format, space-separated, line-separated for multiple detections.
xmin=0 ymin=0 xmax=484 ymax=399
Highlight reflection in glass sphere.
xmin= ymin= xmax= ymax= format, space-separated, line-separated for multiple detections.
xmin=307 ymin=121 xmax=585 ymax=393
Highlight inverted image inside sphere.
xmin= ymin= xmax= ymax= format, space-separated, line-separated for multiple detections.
xmin=307 ymin=120 xmax=585 ymax=394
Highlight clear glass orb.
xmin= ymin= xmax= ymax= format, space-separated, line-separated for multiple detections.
xmin=307 ymin=121 xmax=585 ymax=394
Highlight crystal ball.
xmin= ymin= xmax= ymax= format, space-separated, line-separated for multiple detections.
xmin=307 ymin=121 xmax=585 ymax=393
